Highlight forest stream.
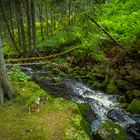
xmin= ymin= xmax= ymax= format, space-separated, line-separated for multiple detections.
xmin=23 ymin=67 xmax=140 ymax=140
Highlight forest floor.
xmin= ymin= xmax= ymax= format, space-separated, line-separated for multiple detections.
xmin=0 ymin=82 xmax=90 ymax=140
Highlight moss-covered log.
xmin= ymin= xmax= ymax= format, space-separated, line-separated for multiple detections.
xmin=6 ymin=46 xmax=80 ymax=63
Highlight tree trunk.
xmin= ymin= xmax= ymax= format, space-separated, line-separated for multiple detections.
xmin=0 ymin=36 xmax=15 ymax=104
xmin=0 ymin=0 xmax=20 ymax=53
xmin=15 ymin=0 xmax=22 ymax=48
xmin=9 ymin=0 xmax=15 ymax=38
xmin=45 ymin=0 xmax=49 ymax=36
xmin=68 ymin=0 xmax=71 ymax=26
xmin=17 ymin=0 xmax=27 ymax=55
xmin=50 ymin=9 xmax=53 ymax=33
xmin=30 ymin=0 xmax=37 ymax=52
xmin=39 ymin=0 xmax=44 ymax=41
xmin=25 ymin=0 xmax=32 ymax=52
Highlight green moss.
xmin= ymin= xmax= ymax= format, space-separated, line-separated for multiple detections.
xmin=13 ymin=82 xmax=47 ymax=107
xmin=92 ymin=81 xmax=102 ymax=89
xmin=59 ymin=71 xmax=68 ymax=77
xmin=53 ymin=77 xmax=61 ymax=82
xmin=126 ymin=89 xmax=140 ymax=99
xmin=116 ymin=80 xmax=137 ymax=90
xmin=78 ymin=103 xmax=94 ymax=123
xmin=121 ymin=103 xmax=129 ymax=109
xmin=92 ymin=120 xmax=126 ymax=140
xmin=127 ymin=99 xmax=140 ymax=114
xmin=0 ymin=82 xmax=90 ymax=140
xmin=43 ymin=76 xmax=53 ymax=81
xmin=81 ymin=119 xmax=91 ymax=137
xmin=106 ymin=79 xmax=119 ymax=94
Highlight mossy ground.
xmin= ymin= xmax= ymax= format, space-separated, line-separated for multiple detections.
xmin=0 ymin=82 xmax=90 ymax=140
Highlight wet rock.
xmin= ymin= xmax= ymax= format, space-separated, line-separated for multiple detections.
xmin=127 ymin=67 xmax=140 ymax=82
xmin=126 ymin=123 xmax=140 ymax=140
xmin=83 ymin=90 xmax=92 ymax=95
xmin=78 ymin=103 xmax=95 ymax=124
xmin=129 ymin=90 xmax=140 ymax=98
xmin=127 ymin=99 xmax=140 ymax=114
xmin=107 ymin=109 xmax=125 ymax=123
xmin=92 ymin=120 xmax=126 ymax=140
xmin=53 ymin=77 xmax=61 ymax=82
xmin=116 ymin=80 xmax=138 ymax=90
xmin=124 ymin=90 xmax=140 ymax=103
xmin=119 ymin=66 xmax=128 ymax=76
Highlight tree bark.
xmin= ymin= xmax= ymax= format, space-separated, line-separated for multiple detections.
xmin=0 ymin=36 xmax=15 ymax=104
xmin=86 ymin=15 xmax=123 ymax=49
xmin=39 ymin=0 xmax=44 ymax=41
xmin=45 ymin=0 xmax=49 ymax=36
xmin=30 ymin=0 xmax=37 ymax=52
xmin=15 ymin=0 xmax=22 ymax=48
xmin=0 ymin=0 xmax=20 ymax=53
xmin=25 ymin=0 xmax=32 ymax=52
xmin=9 ymin=0 xmax=15 ymax=38
xmin=17 ymin=0 xmax=27 ymax=54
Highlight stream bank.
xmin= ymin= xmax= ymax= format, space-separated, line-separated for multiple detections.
xmin=23 ymin=65 xmax=140 ymax=140
xmin=0 ymin=81 xmax=91 ymax=140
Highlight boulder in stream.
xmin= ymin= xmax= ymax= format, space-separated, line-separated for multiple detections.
xmin=126 ymin=123 xmax=140 ymax=140
xmin=92 ymin=120 xmax=126 ymax=140
xmin=78 ymin=103 xmax=95 ymax=124
xmin=107 ymin=109 xmax=125 ymax=123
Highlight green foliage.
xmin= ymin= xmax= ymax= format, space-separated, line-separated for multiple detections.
xmin=13 ymin=81 xmax=47 ymax=107
xmin=93 ymin=120 xmax=126 ymax=140
xmin=127 ymin=99 xmax=140 ymax=114
xmin=3 ymin=44 xmax=16 ymax=56
xmin=37 ymin=29 xmax=81 ymax=52
xmin=106 ymin=79 xmax=119 ymax=94
xmin=97 ymin=0 xmax=140 ymax=45
xmin=8 ymin=65 xmax=30 ymax=82
xmin=72 ymin=33 xmax=107 ymax=65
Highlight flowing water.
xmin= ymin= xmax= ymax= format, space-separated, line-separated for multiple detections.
xmin=23 ymin=67 xmax=140 ymax=139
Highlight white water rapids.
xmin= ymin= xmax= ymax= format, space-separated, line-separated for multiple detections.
xmin=64 ymin=79 xmax=139 ymax=131
xmin=22 ymin=67 xmax=140 ymax=137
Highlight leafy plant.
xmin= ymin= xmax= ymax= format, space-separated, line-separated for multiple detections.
xmin=8 ymin=65 xmax=30 ymax=82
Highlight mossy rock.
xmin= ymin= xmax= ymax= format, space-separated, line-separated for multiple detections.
xmin=52 ymin=68 xmax=60 ymax=74
xmin=78 ymin=103 xmax=95 ymax=123
xmin=59 ymin=71 xmax=67 ymax=77
xmin=92 ymin=120 xmax=126 ymax=140
xmin=106 ymin=80 xmax=119 ymax=94
xmin=119 ymin=66 xmax=128 ymax=76
xmin=125 ymin=89 xmax=140 ymax=98
xmin=92 ymin=81 xmax=102 ymax=89
xmin=116 ymin=80 xmax=138 ymax=90
xmin=127 ymin=66 xmax=140 ymax=81
xmin=121 ymin=103 xmax=129 ymax=109
xmin=127 ymin=99 xmax=140 ymax=114
xmin=13 ymin=81 xmax=48 ymax=108
xmin=43 ymin=76 xmax=53 ymax=81
xmin=53 ymin=77 xmax=61 ymax=82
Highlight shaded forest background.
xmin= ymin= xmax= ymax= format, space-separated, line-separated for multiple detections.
xmin=0 ymin=0 xmax=140 ymax=113
xmin=0 ymin=0 xmax=140 ymax=58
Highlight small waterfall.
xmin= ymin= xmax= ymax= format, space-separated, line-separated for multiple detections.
xmin=22 ymin=67 xmax=140 ymax=138
xmin=64 ymin=79 xmax=140 ymax=131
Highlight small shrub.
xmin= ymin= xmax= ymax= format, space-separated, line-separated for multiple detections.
xmin=8 ymin=65 xmax=30 ymax=82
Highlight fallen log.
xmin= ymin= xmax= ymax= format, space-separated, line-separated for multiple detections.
xmin=6 ymin=62 xmax=46 ymax=67
xmin=6 ymin=46 xmax=80 ymax=63
xmin=86 ymin=14 xmax=123 ymax=49
xmin=6 ymin=61 xmax=70 ymax=71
